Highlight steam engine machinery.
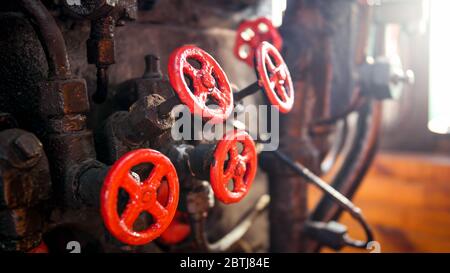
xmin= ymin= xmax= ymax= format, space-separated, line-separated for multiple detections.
xmin=0 ymin=0 xmax=415 ymax=253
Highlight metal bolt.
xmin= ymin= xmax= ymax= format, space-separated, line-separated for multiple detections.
xmin=143 ymin=54 xmax=162 ymax=79
xmin=13 ymin=134 xmax=41 ymax=160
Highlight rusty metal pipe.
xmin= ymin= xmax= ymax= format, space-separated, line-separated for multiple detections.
xmin=76 ymin=161 xmax=109 ymax=207
xmin=18 ymin=0 xmax=71 ymax=79
xmin=88 ymin=15 xmax=116 ymax=103
xmin=17 ymin=1 xmax=97 ymax=208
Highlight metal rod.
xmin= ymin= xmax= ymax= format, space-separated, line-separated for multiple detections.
xmin=233 ymin=82 xmax=260 ymax=101
xmin=271 ymin=149 xmax=374 ymax=246
xmin=92 ymin=66 xmax=109 ymax=103
xmin=273 ymin=150 xmax=359 ymax=215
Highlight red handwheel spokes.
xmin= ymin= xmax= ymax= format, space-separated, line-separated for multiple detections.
xmin=168 ymin=45 xmax=233 ymax=123
xmin=255 ymin=41 xmax=294 ymax=113
xmin=101 ymin=149 xmax=179 ymax=245
xmin=234 ymin=17 xmax=282 ymax=67
xmin=210 ymin=130 xmax=257 ymax=204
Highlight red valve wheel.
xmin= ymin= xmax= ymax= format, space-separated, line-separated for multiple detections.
xmin=234 ymin=17 xmax=282 ymax=67
xmin=101 ymin=149 xmax=179 ymax=245
xmin=168 ymin=45 xmax=233 ymax=123
xmin=210 ymin=130 xmax=257 ymax=204
xmin=255 ymin=41 xmax=294 ymax=113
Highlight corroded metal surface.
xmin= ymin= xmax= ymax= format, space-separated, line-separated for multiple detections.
xmin=0 ymin=0 xmax=381 ymax=253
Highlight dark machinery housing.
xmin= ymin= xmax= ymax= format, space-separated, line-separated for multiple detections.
xmin=0 ymin=0 xmax=416 ymax=253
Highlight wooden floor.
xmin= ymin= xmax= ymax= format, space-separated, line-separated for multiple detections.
xmin=309 ymin=152 xmax=450 ymax=253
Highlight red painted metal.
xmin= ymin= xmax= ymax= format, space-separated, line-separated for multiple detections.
xmin=158 ymin=211 xmax=191 ymax=245
xmin=28 ymin=242 xmax=48 ymax=253
xmin=210 ymin=130 xmax=257 ymax=204
xmin=168 ymin=45 xmax=233 ymax=123
xmin=156 ymin=181 xmax=191 ymax=245
xmin=255 ymin=41 xmax=294 ymax=113
xmin=234 ymin=17 xmax=282 ymax=67
xmin=101 ymin=149 xmax=179 ymax=245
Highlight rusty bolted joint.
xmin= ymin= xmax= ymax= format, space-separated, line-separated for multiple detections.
xmin=0 ymin=129 xmax=51 ymax=252
xmin=97 ymin=94 xmax=175 ymax=164
xmin=81 ymin=0 xmax=138 ymax=103
xmin=87 ymin=15 xmax=116 ymax=104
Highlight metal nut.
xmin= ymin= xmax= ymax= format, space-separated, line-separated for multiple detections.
xmin=13 ymin=134 xmax=42 ymax=161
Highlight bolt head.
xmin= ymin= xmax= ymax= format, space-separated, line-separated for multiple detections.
xmin=13 ymin=134 xmax=42 ymax=160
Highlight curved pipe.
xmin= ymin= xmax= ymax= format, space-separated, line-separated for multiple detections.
xmin=312 ymin=89 xmax=366 ymax=126
xmin=271 ymin=149 xmax=374 ymax=248
xmin=192 ymin=194 xmax=270 ymax=253
xmin=18 ymin=0 xmax=71 ymax=79
xmin=311 ymin=100 xmax=381 ymax=223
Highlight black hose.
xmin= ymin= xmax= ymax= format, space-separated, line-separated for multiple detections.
xmin=271 ymin=149 xmax=374 ymax=248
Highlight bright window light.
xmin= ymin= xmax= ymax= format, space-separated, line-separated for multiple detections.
xmin=429 ymin=0 xmax=450 ymax=134
xmin=271 ymin=0 xmax=286 ymax=27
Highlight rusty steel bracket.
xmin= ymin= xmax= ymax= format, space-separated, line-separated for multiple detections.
xmin=0 ymin=129 xmax=51 ymax=252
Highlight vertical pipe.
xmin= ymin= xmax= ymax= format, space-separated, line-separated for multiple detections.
xmin=265 ymin=0 xmax=324 ymax=252
xmin=18 ymin=0 xmax=71 ymax=79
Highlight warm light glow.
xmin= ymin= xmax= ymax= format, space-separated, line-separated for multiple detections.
xmin=271 ymin=0 xmax=286 ymax=27
xmin=428 ymin=0 xmax=450 ymax=134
